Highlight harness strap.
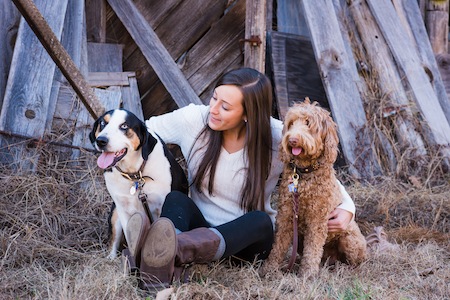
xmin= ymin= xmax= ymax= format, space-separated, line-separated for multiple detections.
xmin=287 ymin=191 xmax=299 ymax=271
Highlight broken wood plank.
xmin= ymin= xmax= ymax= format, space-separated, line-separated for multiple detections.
xmin=107 ymin=0 xmax=201 ymax=107
xmin=0 ymin=0 xmax=69 ymax=138
xmin=301 ymin=0 xmax=382 ymax=179
xmin=244 ymin=0 xmax=267 ymax=72
xmin=367 ymin=0 xmax=450 ymax=160
xmin=0 ymin=0 xmax=20 ymax=110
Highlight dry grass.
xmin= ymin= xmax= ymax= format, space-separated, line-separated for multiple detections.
xmin=0 ymin=145 xmax=449 ymax=300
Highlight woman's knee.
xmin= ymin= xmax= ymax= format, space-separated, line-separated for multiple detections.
xmin=248 ymin=211 xmax=274 ymax=237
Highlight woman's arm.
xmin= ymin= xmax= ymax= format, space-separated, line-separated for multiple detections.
xmin=327 ymin=180 xmax=355 ymax=232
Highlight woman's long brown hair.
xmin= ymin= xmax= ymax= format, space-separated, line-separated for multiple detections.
xmin=189 ymin=68 xmax=273 ymax=212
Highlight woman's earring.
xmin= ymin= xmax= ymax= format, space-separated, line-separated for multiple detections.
xmin=244 ymin=119 xmax=247 ymax=123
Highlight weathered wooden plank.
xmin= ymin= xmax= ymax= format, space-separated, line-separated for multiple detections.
xmin=183 ymin=0 xmax=245 ymax=94
xmin=123 ymin=0 xmax=227 ymax=111
xmin=46 ymin=0 xmax=86 ymax=134
xmin=425 ymin=0 xmax=449 ymax=54
xmin=348 ymin=0 xmax=427 ymax=165
xmin=277 ymin=0 xmax=309 ymax=36
xmin=0 ymin=0 xmax=20 ymax=111
xmin=85 ymin=0 xmax=107 ymax=43
xmin=141 ymin=0 xmax=245 ymax=116
xmin=400 ymin=0 xmax=450 ymax=124
xmin=436 ymin=53 xmax=450 ymax=95
xmin=270 ymin=32 xmax=328 ymax=121
xmin=333 ymin=0 xmax=397 ymax=172
xmin=9 ymin=0 xmax=104 ymax=120
xmin=301 ymin=0 xmax=381 ymax=178
xmin=244 ymin=0 xmax=267 ymax=72
xmin=112 ymin=0 xmax=183 ymax=61
xmin=107 ymin=0 xmax=201 ymax=107
xmin=121 ymin=75 xmax=144 ymax=120
xmin=87 ymin=72 xmax=135 ymax=87
xmin=0 ymin=0 xmax=69 ymax=138
xmin=71 ymin=42 xmax=124 ymax=151
xmin=88 ymin=42 xmax=123 ymax=73
xmin=367 ymin=0 xmax=450 ymax=155
xmin=86 ymin=42 xmax=143 ymax=120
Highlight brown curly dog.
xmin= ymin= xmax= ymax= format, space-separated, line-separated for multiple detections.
xmin=262 ymin=99 xmax=366 ymax=277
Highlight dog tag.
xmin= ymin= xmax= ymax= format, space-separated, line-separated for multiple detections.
xmin=288 ymin=183 xmax=297 ymax=193
xmin=130 ymin=182 xmax=138 ymax=195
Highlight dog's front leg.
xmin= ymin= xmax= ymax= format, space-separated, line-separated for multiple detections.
xmin=108 ymin=219 xmax=123 ymax=259
xmin=300 ymin=222 xmax=328 ymax=277
xmin=260 ymin=208 xmax=294 ymax=275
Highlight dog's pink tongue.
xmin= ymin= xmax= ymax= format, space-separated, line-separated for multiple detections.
xmin=292 ymin=147 xmax=302 ymax=156
xmin=97 ymin=152 xmax=115 ymax=169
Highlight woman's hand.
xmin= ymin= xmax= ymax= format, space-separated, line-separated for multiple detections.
xmin=327 ymin=208 xmax=353 ymax=233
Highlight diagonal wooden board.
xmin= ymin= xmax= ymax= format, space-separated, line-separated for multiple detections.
xmin=107 ymin=0 xmax=201 ymax=107
xmin=301 ymin=0 xmax=381 ymax=179
xmin=399 ymin=0 xmax=450 ymax=124
xmin=366 ymin=0 xmax=450 ymax=154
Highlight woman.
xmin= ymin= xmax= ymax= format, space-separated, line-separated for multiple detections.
xmin=127 ymin=68 xmax=354 ymax=289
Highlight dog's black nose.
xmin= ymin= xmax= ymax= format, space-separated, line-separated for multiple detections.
xmin=96 ymin=136 xmax=108 ymax=149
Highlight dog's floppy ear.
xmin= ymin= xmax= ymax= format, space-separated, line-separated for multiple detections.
xmin=321 ymin=114 xmax=339 ymax=164
xmin=89 ymin=118 xmax=101 ymax=145
xmin=137 ymin=121 xmax=157 ymax=161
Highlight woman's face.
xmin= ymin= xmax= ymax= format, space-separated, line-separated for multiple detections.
xmin=208 ymin=85 xmax=246 ymax=132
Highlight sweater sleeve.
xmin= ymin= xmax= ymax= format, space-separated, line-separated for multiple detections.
xmin=336 ymin=180 xmax=356 ymax=216
xmin=145 ymin=104 xmax=208 ymax=146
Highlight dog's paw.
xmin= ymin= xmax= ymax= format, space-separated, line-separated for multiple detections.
xmin=107 ymin=251 xmax=118 ymax=260
xmin=259 ymin=261 xmax=281 ymax=278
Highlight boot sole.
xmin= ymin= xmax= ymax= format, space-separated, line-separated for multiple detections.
xmin=142 ymin=217 xmax=177 ymax=268
xmin=126 ymin=212 xmax=150 ymax=257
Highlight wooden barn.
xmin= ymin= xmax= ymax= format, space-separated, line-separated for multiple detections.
xmin=1 ymin=0 xmax=450 ymax=180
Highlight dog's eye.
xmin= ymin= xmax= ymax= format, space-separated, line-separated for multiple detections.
xmin=99 ymin=120 xmax=106 ymax=129
xmin=305 ymin=119 xmax=310 ymax=126
xmin=120 ymin=123 xmax=129 ymax=130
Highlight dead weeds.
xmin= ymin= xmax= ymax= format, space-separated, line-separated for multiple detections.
xmin=0 ymin=147 xmax=449 ymax=299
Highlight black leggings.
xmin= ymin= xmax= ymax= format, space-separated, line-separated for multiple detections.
xmin=161 ymin=191 xmax=274 ymax=262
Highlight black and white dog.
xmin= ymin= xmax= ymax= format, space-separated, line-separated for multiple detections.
xmin=90 ymin=109 xmax=188 ymax=258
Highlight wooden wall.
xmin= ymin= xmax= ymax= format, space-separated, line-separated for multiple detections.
xmin=1 ymin=0 xmax=450 ymax=179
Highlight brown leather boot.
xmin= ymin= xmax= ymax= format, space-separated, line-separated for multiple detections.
xmin=175 ymin=228 xmax=221 ymax=265
xmin=173 ymin=227 xmax=221 ymax=282
xmin=138 ymin=221 xmax=221 ymax=289
xmin=138 ymin=217 xmax=177 ymax=290
xmin=122 ymin=212 xmax=151 ymax=276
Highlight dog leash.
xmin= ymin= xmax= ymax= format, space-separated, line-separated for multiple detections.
xmin=115 ymin=160 xmax=154 ymax=223
xmin=287 ymin=171 xmax=300 ymax=271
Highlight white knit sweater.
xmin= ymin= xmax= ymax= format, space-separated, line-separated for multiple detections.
xmin=146 ymin=104 xmax=355 ymax=227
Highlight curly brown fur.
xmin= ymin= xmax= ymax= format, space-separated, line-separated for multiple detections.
xmin=262 ymin=99 xmax=367 ymax=277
